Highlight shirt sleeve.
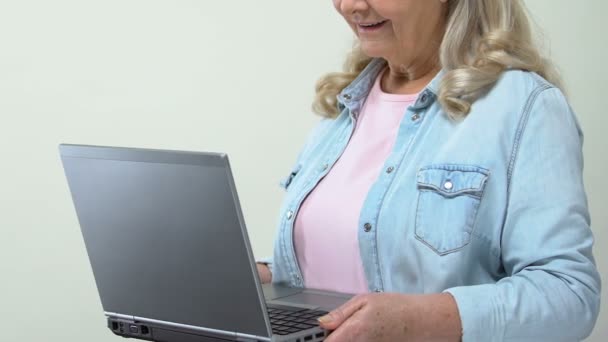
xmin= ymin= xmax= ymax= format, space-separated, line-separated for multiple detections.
xmin=444 ymin=87 xmax=601 ymax=341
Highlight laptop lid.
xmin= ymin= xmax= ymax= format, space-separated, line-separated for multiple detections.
xmin=59 ymin=144 xmax=271 ymax=339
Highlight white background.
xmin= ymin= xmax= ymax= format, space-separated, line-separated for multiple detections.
xmin=0 ymin=1 xmax=605 ymax=341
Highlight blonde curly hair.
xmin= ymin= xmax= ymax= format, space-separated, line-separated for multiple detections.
xmin=313 ymin=0 xmax=563 ymax=119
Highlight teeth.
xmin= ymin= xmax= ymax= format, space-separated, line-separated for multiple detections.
xmin=360 ymin=20 xmax=385 ymax=27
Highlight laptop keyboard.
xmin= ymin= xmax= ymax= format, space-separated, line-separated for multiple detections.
xmin=267 ymin=304 xmax=329 ymax=336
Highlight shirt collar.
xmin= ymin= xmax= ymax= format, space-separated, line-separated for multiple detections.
xmin=337 ymin=58 xmax=445 ymax=114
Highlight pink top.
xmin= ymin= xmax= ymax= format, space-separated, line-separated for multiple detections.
xmin=293 ymin=69 xmax=419 ymax=294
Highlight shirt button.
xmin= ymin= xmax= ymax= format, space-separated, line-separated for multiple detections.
xmin=343 ymin=94 xmax=352 ymax=100
xmin=374 ymin=288 xmax=383 ymax=293
xmin=286 ymin=210 xmax=294 ymax=220
xmin=411 ymin=113 xmax=421 ymax=121
xmin=443 ymin=181 xmax=453 ymax=190
xmin=420 ymin=93 xmax=428 ymax=103
xmin=352 ymin=110 xmax=359 ymax=116
xmin=386 ymin=166 xmax=395 ymax=174
xmin=363 ymin=223 xmax=372 ymax=232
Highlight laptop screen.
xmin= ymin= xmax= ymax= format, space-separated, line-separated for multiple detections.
xmin=60 ymin=145 xmax=270 ymax=338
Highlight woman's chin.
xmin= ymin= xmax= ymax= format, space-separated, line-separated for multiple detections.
xmin=358 ymin=42 xmax=388 ymax=59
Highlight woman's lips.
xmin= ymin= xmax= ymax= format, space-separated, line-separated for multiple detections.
xmin=357 ymin=20 xmax=388 ymax=33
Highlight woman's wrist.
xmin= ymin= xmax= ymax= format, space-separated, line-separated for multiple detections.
xmin=407 ymin=293 xmax=462 ymax=341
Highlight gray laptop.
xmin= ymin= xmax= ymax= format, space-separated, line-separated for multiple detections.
xmin=59 ymin=144 xmax=352 ymax=342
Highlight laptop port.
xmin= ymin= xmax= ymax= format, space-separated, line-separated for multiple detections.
xmin=111 ymin=322 xmax=119 ymax=330
xmin=315 ymin=332 xmax=325 ymax=338
xmin=141 ymin=325 xmax=150 ymax=335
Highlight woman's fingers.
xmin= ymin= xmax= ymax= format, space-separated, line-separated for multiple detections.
xmin=318 ymin=295 xmax=366 ymax=330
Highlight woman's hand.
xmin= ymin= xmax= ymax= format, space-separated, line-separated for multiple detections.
xmin=256 ymin=263 xmax=272 ymax=284
xmin=318 ymin=292 xmax=462 ymax=342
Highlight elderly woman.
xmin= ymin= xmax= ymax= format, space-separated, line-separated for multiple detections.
xmin=257 ymin=0 xmax=601 ymax=341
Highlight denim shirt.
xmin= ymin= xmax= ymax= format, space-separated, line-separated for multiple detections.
xmin=261 ymin=58 xmax=601 ymax=341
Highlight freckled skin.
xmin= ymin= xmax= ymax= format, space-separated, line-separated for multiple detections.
xmin=319 ymin=293 xmax=461 ymax=341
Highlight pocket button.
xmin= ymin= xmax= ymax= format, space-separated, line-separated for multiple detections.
xmin=443 ymin=180 xmax=453 ymax=190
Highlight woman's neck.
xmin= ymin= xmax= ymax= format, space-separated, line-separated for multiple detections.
xmin=381 ymin=61 xmax=441 ymax=95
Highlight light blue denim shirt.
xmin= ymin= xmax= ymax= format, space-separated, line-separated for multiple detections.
xmin=261 ymin=58 xmax=601 ymax=341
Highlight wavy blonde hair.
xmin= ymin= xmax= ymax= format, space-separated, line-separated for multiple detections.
xmin=313 ymin=0 xmax=563 ymax=119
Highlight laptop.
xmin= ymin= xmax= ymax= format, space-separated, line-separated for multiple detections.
xmin=59 ymin=144 xmax=352 ymax=342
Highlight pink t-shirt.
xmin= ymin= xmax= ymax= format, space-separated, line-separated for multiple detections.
xmin=293 ymin=69 xmax=419 ymax=294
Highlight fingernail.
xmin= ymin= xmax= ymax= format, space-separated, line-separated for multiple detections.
xmin=317 ymin=315 xmax=333 ymax=324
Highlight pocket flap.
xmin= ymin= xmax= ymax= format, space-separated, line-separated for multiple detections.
xmin=416 ymin=165 xmax=489 ymax=197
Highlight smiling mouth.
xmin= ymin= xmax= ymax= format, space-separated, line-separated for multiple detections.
xmin=358 ymin=20 xmax=388 ymax=29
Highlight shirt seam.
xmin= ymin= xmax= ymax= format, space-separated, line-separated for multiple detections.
xmin=506 ymin=84 xmax=553 ymax=195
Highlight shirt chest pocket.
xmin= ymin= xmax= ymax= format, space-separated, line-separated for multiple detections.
xmin=414 ymin=165 xmax=489 ymax=255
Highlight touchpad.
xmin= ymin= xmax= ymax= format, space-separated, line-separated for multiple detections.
xmin=276 ymin=289 xmax=353 ymax=311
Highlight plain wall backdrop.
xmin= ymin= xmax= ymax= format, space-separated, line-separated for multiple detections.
xmin=0 ymin=0 xmax=605 ymax=341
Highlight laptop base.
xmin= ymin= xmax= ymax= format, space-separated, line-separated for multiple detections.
xmin=106 ymin=284 xmax=352 ymax=342
xmin=108 ymin=317 xmax=237 ymax=342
